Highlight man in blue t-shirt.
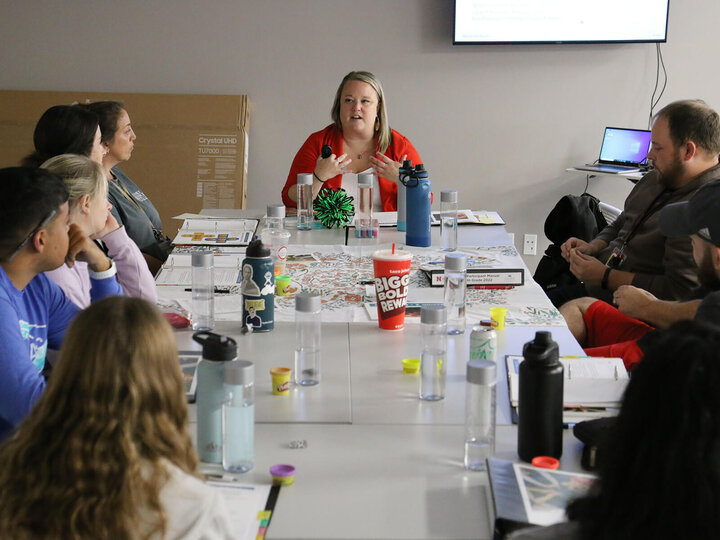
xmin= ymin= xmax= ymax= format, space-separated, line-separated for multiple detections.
xmin=0 ymin=167 xmax=82 ymax=439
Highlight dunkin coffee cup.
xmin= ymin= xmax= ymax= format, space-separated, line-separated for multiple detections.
xmin=372 ymin=249 xmax=413 ymax=330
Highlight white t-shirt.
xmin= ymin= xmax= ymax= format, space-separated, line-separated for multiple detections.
xmin=141 ymin=461 xmax=234 ymax=539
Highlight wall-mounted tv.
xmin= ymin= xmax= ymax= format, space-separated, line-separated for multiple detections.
xmin=454 ymin=0 xmax=670 ymax=45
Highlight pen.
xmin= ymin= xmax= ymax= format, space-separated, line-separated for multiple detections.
xmin=469 ymin=285 xmax=515 ymax=290
xmin=184 ymin=287 xmax=234 ymax=294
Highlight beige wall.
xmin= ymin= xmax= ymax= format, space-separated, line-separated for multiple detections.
xmin=0 ymin=0 xmax=714 ymax=269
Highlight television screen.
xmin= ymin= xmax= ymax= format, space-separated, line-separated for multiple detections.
xmin=454 ymin=0 xmax=670 ymax=44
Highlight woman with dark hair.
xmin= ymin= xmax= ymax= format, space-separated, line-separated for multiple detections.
xmin=281 ymin=70 xmax=422 ymax=211
xmin=83 ymin=101 xmax=170 ymax=273
xmin=21 ymin=104 xmax=106 ymax=167
xmin=509 ymin=318 xmax=720 ymax=539
xmin=0 ymin=297 xmax=233 ymax=538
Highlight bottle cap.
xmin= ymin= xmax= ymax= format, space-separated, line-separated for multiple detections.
xmin=192 ymin=331 xmax=237 ymax=361
xmin=267 ymin=203 xmax=286 ymax=219
xmin=245 ymin=237 xmax=270 ymax=257
xmin=467 ymin=359 xmax=496 ymax=384
xmin=191 ymin=251 xmax=214 ymax=267
xmin=297 ymin=173 xmax=313 ymax=185
xmin=522 ymin=331 xmax=560 ymax=365
xmin=441 ymin=190 xmax=458 ymax=203
xmin=295 ymin=292 xmax=321 ymax=313
xmin=421 ymin=304 xmax=446 ymax=324
xmin=531 ymin=456 xmax=560 ymax=469
xmin=444 ymin=253 xmax=466 ymax=271
xmin=225 ymin=360 xmax=254 ymax=385
xmin=358 ymin=172 xmax=374 ymax=188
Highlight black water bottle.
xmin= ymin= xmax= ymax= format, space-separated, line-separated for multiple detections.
xmin=517 ymin=331 xmax=563 ymax=462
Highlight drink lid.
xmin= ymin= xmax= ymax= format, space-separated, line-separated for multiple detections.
xmin=441 ymin=190 xmax=458 ymax=203
xmin=371 ymin=249 xmax=412 ymax=261
xmin=295 ymin=292 xmax=321 ymax=313
xmin=267 ymin=203 xmax=286 ymax=218
xmin=522 ymin=331 xmax=560 ymax=365
xmin=225 ymin=359 xmax=254 ymax=385
xmin=245 ymin=238 xmax=270 ymax=257
xmin=297 ymin=173 xmax=313 ymax=185
xmin=421 ymin=304 xmax=446 ymax=324
xmin=531 ymin=456 xmax=560 ymax=469
xmin=192 ymin=331 xmax=237 ymax=361
xmin=444 ymin=253 xmax=466 ymax=271
xmin=191 ymin=251 xmax=214 ymax=267
xmin=358 ymin=172 xmax=374 ymax=188
xmin=467 ymin=359 xmax=496 ymax=384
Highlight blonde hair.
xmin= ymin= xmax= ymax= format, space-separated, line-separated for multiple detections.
xmin=0 ymin=297 xmax=198 ymax=539
xmin=41 ymin=153 xmax=108 ymax=208
xmin=331 ymin=71 xmax=392 ymax=153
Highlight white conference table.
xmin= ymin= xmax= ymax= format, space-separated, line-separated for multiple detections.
xmin=175 ymin=210 xmax=585 ymax=539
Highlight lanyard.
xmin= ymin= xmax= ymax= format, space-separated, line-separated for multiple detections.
xmin=615 ymin=189 xmax=670 ymax=257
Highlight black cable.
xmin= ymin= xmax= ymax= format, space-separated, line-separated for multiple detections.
xmin=648 ymin=43 xmax=668 ymax=127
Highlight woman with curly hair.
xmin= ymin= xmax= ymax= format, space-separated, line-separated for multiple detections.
xmin=0 ymin=296 xmax=233 ymax=539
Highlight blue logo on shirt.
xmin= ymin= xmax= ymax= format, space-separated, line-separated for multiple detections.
xmin=19 ymin=320 xmax=47 ymax=372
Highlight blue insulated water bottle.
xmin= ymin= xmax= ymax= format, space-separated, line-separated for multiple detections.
xmin=405 ymin=164 xmax=431 ymax=247
xmin=397 ymin=160 xmax=412 ymax=232
xmin=241 ymin=238 xmax=275 ymax=332
xmin=193 ymin=331 xmax=238 ymax=464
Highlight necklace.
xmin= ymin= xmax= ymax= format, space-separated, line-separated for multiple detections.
xmin=344 ymin=138 xmax=372 ymax=161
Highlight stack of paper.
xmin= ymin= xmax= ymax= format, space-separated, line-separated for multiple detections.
xmin=506 ymin=356 xmax=629 ymax=422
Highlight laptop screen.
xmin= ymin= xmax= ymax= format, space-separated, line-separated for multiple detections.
xmin=598 ymin=127 xmax=652 ymax=166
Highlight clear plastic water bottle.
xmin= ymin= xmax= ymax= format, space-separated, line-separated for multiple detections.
xmin=444 ymin=253 xmax=466 ymax=335
xmin=356 ymin=172 xmax=374 ymax=237
xmin=294 ymin=292 xmax=321 ymax=386
xmin=261 ymin=203 xmax=286 ymax=246
xmin=266 ymin=203 xmax=286 ymax=230
xmin=518 ymin=331 xmax=564 ymax=462
xmin=440 ymin=190 xmax=458 ymax=252
xmin=419 ymin=305 xmax=447 ymax=401
xmin=191 ymin=252 xmax=214 ymax=331
xmin=222 ymin=360 xmax=254 ymax=473
xmin=296 ymin=173 xmax=314 ymax=230
xmin=464 ymin=360 xmax=496 ymax=471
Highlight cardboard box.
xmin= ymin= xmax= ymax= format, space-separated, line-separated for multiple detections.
xmin=0 ymin=90 xmax=250 ymax=238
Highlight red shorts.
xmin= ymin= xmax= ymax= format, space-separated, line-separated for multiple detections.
xmin=582 ymin=300 xmax=654 ymax=371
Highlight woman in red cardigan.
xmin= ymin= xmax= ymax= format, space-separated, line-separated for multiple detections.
xmin=282 ymin=71 xmax=422 ymax=212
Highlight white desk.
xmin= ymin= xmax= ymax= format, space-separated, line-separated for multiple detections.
xmin=566 ymin=166 xmax=643 ymax=183
xmin=177 ymin=322 xmax=352 ymax=424
xmin=199 ymin=425 xmax=585 ymax=540
xmin=175 ymin=211 xmax=584 ymax=539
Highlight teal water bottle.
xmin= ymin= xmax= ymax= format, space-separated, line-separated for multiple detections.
xmin=193 ymin=331 xmax=237 ymax=463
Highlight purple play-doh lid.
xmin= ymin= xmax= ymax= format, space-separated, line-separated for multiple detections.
xmin=270 ymin=464 xmax=296 ymax=485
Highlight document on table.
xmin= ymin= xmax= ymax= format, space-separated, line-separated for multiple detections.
xmin=172 ymin=218 xmax=258 ymax=246
xmin=156 ymin=253 xmax=244 ymax=287
xmin=207 ymin=482 xmax=271 ymax=540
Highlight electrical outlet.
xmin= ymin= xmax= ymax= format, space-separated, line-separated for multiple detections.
xmin=523 ymin=234 xmax=537 ymax=256
xmin=508 ymin=233 xmax=515 ymax=246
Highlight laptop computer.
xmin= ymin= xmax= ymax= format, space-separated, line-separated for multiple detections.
xmin=575 ymin=127 xmax=652 ymax=174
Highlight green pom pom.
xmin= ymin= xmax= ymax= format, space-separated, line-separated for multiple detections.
xmin=313 ymin=188 xmax=354 ymax=229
